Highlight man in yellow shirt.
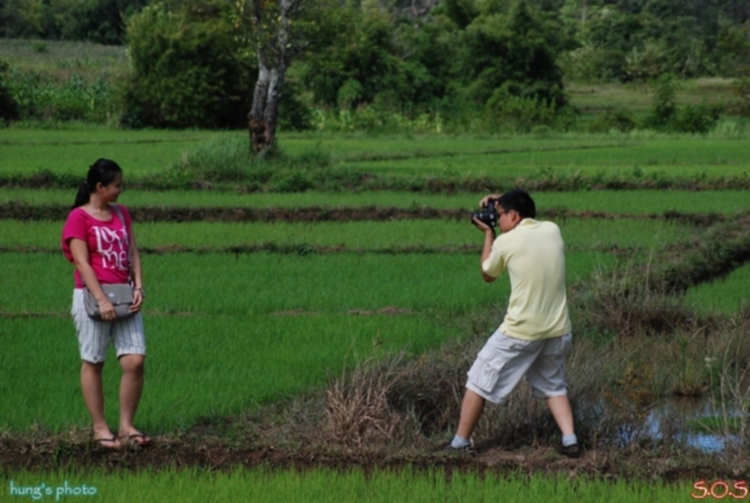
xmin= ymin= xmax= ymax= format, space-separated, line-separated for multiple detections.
xmin=446 ymin=189 xmax=579 ymax=457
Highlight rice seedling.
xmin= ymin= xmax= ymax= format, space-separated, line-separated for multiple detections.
xmin=683 ymin=263 xmax=750 ymax=316
xmin=3 ymin=467 xmax=693 ymax=503
xmin=2 ymin=189 xmax=749 ymax=216
xmin=0 ymin=218 xmax=693 ymax=252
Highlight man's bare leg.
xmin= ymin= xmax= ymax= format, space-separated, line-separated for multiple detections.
xmin=452 ymin=389 xmax=486 ymax=447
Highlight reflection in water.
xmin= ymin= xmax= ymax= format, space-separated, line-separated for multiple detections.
xmin=643 ymin=397 xmax=740 ymax=453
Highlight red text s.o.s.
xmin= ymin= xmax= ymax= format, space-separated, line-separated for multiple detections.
xmin=692 ymin=480 xmax=749 ymax=499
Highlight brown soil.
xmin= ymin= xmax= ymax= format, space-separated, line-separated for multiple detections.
xmin=0 ymin=201 xmax=731 ymax=224
xmin=0 ymin=433 xmax=738 ymax=481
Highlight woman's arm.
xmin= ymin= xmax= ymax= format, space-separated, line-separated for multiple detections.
xmin=69 ymin=238 xmax=116 ymax=318
xmin=129 ymin=230 xmax=144 ymax=312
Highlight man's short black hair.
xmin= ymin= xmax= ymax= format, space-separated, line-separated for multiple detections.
xmin=498 ymin=189 xmax=536 ymax=219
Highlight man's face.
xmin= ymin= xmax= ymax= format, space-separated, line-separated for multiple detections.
xmin=497 ymin=204 xmax=521 ymax=233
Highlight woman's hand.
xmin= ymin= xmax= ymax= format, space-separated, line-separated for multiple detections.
xmin=98 ymin=298 xmax=117 ymax=320
xmin=130 ymin=288 xmax=143 ymax=313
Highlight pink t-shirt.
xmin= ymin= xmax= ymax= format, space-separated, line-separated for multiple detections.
xmin=62 ymin=205 xmax=133 ymax=289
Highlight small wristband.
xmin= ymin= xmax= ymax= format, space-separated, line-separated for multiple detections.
xmin=134 ymin=287 xmax=145 ymax=299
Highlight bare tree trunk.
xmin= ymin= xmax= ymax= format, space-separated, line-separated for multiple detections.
xmin=247 ymin=0 xmax=296 ymax=154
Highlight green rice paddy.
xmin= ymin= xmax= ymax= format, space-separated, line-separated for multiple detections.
xmin=4 ymin=468 xmax=692 ymax=503
xmin=0 ymin=218 xmax=694 ymax=251
xmin=684 ymin=262 xmax=750 ymax=316
xmin=1 ymin=128 xmax=748 ymax=501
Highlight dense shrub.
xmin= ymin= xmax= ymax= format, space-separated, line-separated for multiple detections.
xmin=728 ymin=76 xmax=750 ymax=117
xmin=561 ymin=45 xmax=627 ymax=83
xmin=644 ymin=74 xmax=722 ymax=133
xmin=482 ymin=87 xmax=558 ymax=133
xmin=120 ymin=1 xmax=254 ymax=129
xmin=154 ymin=135 xmax=333 ymax=191
xmin=0 ymin=0 xmax=144 ymax=43
xmin=309 ymin=106 xmax=444 ymax=134
xmin=586 ymin=109 xmax=637 ymax=133
xmin=277 ymin=76 xmax=313 ymax=132
xmin=671 ymin=104 xmax=723 ymax=134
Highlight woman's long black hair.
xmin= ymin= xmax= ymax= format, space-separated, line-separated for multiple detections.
xmin=73 ymin=159 xmax=122 ymax=208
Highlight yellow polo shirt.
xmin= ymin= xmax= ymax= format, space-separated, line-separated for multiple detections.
xmin=482 ymin=218 xmax=572 ymax=340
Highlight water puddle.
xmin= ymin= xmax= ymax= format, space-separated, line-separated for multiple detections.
xmin=643 ymin=397 xmax=741 ymax=453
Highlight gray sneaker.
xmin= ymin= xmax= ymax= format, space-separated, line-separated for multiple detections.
xmin=436 ymin=441 xmax=476 ymax=456
xmin=559 ymin=443 xmax=581 ymax=458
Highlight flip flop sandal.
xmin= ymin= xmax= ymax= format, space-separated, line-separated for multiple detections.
xmin=94 ymin=435 xmax=120 ymax=450
xmin=120 ymin=433 xmax=152 ymax=447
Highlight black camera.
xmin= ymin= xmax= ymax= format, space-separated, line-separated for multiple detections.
xmin=471 ymin=198 xmax=498 ymax=228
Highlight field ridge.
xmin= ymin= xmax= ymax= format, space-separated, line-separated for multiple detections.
xmin=0 ymin=202 xmax=739 ymax=224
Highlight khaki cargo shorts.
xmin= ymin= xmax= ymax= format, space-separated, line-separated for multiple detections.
xmin=466 ymin=329 xmax=572 ymax=404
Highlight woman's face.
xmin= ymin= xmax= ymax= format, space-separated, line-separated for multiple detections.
xmin=98 ymin=172 xmax=123 ymax=203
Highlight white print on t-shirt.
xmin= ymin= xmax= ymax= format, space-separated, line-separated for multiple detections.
xmin=93 ymin=225 xmax=129 ymax=271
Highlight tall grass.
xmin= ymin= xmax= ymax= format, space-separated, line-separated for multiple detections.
xmin=0 ymin=39 xmax=127 ymax=75
xmin=6 ymin=69 xmax=116 ymax=123
xmin=566 ymin=78 xmax=735 ymax=112
xmin=0 ymin=39 xmax=128 ymax=125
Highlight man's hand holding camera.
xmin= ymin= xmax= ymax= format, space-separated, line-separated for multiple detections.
xmin=471 ymin=194 xmax=502 ymax=235
xmin=472 ymin=194 xmax=504 ymax=283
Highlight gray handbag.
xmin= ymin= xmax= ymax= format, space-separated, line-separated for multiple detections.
xmin=84 ymin=283 xmax=134 ymax=319
xmin=83 ymin=205 xmax=135 ymax=320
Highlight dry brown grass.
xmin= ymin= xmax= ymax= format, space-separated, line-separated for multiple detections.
xmin=322 ymin=358 xmax=404 ymax=447
xmin=274 ymin=302 xmax=750 ymax=457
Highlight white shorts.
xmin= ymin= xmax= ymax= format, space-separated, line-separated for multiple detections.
xmin=71 ymin=289 xmax=146 ymax=363
xmin=466 ymin=329 xmax=572 ymax=404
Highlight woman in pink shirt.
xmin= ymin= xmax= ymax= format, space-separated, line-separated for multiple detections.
xmin=62 ymin=159 xmax=150 ymax=449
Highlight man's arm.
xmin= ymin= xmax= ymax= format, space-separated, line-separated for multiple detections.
xmin=473 ymin=217 xmax=497 ymax=283
xmin=479 ymin=194 xmax=502 ymax=209
xmin=480 ymin=228 xmax=496 ymax=283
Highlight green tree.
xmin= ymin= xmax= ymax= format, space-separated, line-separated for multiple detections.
xmin=458 ymin=0 xmax=567 ymax=108
xmin=299 ymin=0 xmax=444 ymax=113
xmin=645 ymin=72 xmax=677 ymax=129
xmin=121 ymin=0 xmax=253 ymax=128
xmin=53 ymin=0 xmax=146 ymax=44
xmin=1 ymin=0 xmax=44 ymax=37
xmin=716 ymin=20 xmax=750 ymax=77
xmin=0 ymin=60 xmax=20 ymax=123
